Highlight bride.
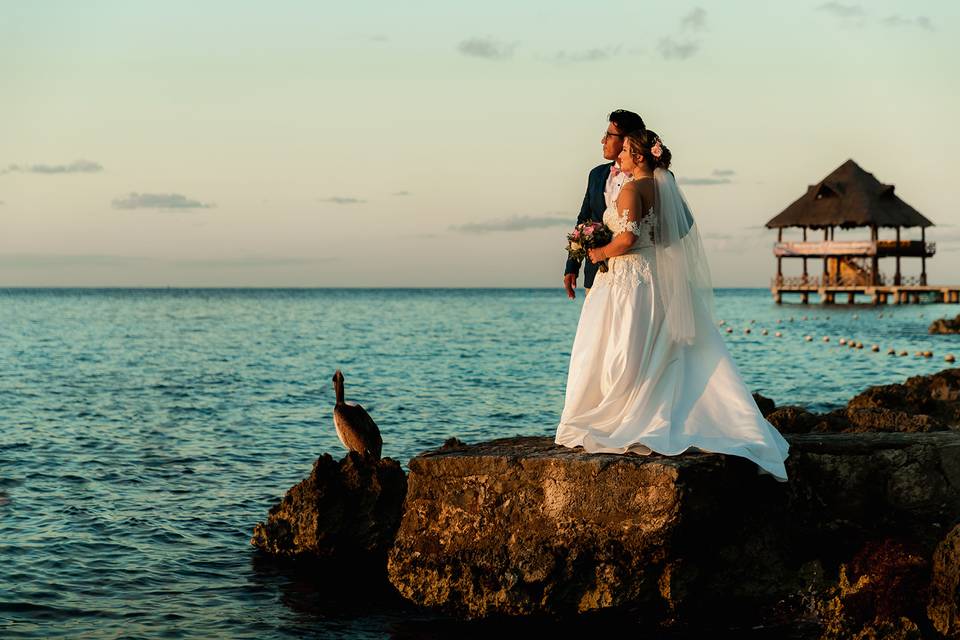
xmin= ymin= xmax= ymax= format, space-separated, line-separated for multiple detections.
xmin=555 ymin=128 xmax=790 ymax=482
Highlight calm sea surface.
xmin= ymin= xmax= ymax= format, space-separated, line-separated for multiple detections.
xmin=2 ymin=288 xmax=957 ymax=638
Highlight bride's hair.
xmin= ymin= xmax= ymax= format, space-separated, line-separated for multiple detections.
xmin=625 ymin=129 xmax=672 ymax=171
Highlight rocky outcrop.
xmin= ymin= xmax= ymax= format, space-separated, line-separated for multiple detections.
xmin=930 ymin=315 xmax=960 ymax=335
xmin=766 ymin=368 xmax=960 ymax=434
xmin=386 ymin=431 xmax=960 ymax=633
xmin=929 ymin=524 xmax=960 ymax=638
xmin=815 ymin=538 xmax=930 ymax=639
xmin=252 ymin=370 xmax=960 ymax=635
xmin=251 ymin=452 xmax=406 ymax=571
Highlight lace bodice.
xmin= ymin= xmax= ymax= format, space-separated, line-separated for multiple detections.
xmin=603 ymin=203 xmax=656 ymax=249
xmin=592 ymin=203 xmax=655 ymax=292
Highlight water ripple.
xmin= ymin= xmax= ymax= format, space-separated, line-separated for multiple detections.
xmin=0 ymin=288 xmax=955 ymax=638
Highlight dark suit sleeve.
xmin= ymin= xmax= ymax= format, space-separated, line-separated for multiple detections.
xmin=564 ymin=170 xmax=596 ymax=277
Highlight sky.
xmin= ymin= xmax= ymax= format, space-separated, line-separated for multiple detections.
xmin=2 ymin=1 xmax=959 ymax=287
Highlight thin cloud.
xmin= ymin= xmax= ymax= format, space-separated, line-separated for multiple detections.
xmin=551 ymin=46 xmax=620 ymax=64
xmin=451 ymin=214 xmax=570 ymax=233
xmin=678 ymin=177 xmax=730 ymax=186
xmin=658 ymin=37 xmax=700 ymax=60
xmin=677 ymin=168 xmax=736 ymax=185
xmin=458 ymin=37 xmax=517 ymax=60
xmin=0 ymin=254 xmax=330 ymax=268
xmin=0 ymin=254 xmax=146 ymax=268
xmin=817 ymin=2 xmax=865 ymax=18
xmin=882 ymin=15 xmax=934 ymax=31
xmin=656 ymin=8 xmax=707 ymax=60
xmin=2 ymin=159 xmax=103 ymax=175
xmin=928 ymin=226 xmax=960 ymax=242
xmin=319 ymin=196 xmax=366 ymax=205
xmin=174 ymin=256 xmax=333 ymax=268
xmin=702 ymin=231 xmax=734 ymax=240
xmin=701 ymin=228 xmax=771 ymax=252
xmin=935 ymin=223 xmax=960 ymax=250
xmin=112 ymin=193 xmax=214 ymax=210
xmin=817 ymin=4 xmax=935 ymax=31
xmin=681 ymin=7 xmax=707 ymax=31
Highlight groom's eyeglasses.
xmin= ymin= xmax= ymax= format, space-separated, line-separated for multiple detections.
xmin=603 ymin=131 xmax=625 ymax=140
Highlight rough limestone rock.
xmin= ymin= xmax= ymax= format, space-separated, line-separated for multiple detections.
xmin=767 ymin=405 xmax=820 ymax=434
xmin=930 ymin=315 xmax=960 ymax=335
xmin=766 ymin=368 xmax=960 ymax=434
xmin=815 ymin=538 xmax=930 ymax=639
xmin=252 ymin=452 xmax=406 ymax=569
xmin=928 ymin=524 xmax=960 ymax=638
xmin=386 ymin=432 xmax=960 ymax=626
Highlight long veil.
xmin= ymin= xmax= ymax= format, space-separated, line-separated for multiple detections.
xmin=652 ymin=167 xmax=716 ymax=345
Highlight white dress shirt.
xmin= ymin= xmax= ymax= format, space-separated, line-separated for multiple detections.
xmin=604 ymin=165 xmax=630 ymax=209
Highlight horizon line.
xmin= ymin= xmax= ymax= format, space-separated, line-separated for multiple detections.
xmin=0 ymin=285 xmax=770 ymax=290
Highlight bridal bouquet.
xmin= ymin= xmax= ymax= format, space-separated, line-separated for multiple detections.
xmin=566 ymin=222 xmax=613 ymax=273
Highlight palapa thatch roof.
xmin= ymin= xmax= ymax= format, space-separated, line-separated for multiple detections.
xmin=765 ymin=159 xmax=933 ymax=230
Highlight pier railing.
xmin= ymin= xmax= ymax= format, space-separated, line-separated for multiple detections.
xmin=773 ymin=240 xmax=936 ymax=257
xmin=774 ymin=241 xmax=874 ymax=257
xmin=876 ymin=240 xmax=936 ymax=256
xmin=771 ymin=274 xmax=931 ymax=288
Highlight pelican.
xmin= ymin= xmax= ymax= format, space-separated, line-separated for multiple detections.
xmin=331 ymin=370 xmax=382 ymax=459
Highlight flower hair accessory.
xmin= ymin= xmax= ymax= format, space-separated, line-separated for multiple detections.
xmin=650 ymin=138 xmax=663 ymax=159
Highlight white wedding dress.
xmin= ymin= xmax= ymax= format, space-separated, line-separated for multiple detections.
xmin=555 ymin=172 xmax=790 ymax=482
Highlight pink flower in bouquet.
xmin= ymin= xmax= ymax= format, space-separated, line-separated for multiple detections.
xmin=566 ymin=221 xmax=613 ymax=273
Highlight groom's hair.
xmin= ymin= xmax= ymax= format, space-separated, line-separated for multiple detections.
xmin=608 ymin=109 xmax=645 ymax=134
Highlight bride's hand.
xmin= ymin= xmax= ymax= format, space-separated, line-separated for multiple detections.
xmin=588 ymin=247 xmax=606 ymax=264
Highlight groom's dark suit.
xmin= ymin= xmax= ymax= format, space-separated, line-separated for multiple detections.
xmin=564 ymin=162 xmax=614 ymax=290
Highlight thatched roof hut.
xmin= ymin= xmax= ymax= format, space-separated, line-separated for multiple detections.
xmin=765 ymin=159 xmax=933 ymax=230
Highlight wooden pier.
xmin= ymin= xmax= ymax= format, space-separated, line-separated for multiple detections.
xmin=771 ymin=275 xmax=960 ymax=305
xmin=764 ymin=160 xmax=957 ymax=305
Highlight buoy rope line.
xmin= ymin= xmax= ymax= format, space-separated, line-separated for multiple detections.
xmin=716 ymin=315 xmax=955 ymax=363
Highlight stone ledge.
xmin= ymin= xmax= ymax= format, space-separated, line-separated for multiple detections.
xmin=387 ymin=432 xmax=960 ymax=631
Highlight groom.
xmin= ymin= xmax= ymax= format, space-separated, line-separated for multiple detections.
xmin=563 ymin=109 xmax=645 ymax=299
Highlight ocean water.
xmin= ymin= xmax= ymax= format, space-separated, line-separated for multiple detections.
xmin=1 ymin=288 xmax=957 ymax=638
